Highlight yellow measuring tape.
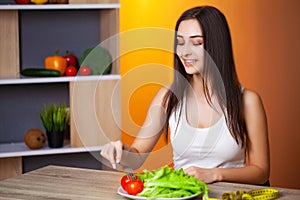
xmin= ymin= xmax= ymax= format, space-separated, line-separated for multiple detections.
xmin=207 ymin=188 xmax=279 ymax=200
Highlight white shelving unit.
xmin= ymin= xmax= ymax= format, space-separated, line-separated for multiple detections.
xmin=0 ymin=74 xmax=120 ymax=159
xmin=0 ymin=1 xmax=120 ymax=180
xmin=0 ymin=4 xmax=120 ymax=10
xmin=0 ymin=141 xmax=102 ymax=158
xmin=0 ymin=74 xmax=120 ymax=85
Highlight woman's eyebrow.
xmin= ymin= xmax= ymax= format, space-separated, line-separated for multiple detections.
xmin=176 ymin=34 xmax=203 ymax=38
xmin=190 ymin=35 xmax=203 ymax=38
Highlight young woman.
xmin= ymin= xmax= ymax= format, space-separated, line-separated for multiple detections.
xmin=101 ymin=6 xmax=270 ymax=185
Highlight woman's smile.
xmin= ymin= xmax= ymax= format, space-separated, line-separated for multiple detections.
xmin=182 ymin=58 xmax=197 ymax=67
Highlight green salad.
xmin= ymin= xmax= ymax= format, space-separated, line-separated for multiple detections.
xmin=136 ymin=166 xmax=209 ymax=200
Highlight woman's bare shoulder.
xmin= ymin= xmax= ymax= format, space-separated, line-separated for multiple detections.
xmin=150 ymin=85 xmax=171 ymax=105
xmin=154 ymin=85 xmax=170 ymax=98
xmin=243 ymin=88 xmax=265 ymax=112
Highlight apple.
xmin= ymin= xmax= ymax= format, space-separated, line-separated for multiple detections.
xmin=15 ymin=0 xmax=30 ymax=4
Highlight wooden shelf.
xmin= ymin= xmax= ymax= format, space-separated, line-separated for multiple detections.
xmin=0 ymin=74 xmax=120 ymax=85
xmin=0 ymin=1 xmax=120 ymax=179
xmin=0 ymin=141 xmax=102 ymax=158
xmin=0 ymin=4 xmax=120 ymax=10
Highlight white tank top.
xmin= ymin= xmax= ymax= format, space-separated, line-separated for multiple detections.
xmin=169 ymin=95 xmax=245 ymax=170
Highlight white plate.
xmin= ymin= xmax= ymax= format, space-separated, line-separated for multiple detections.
xmin=117 ymin=186 xmax=201 ymax=200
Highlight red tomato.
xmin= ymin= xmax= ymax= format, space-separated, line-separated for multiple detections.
xmin=79 ymin=66 xmax=91 ymax=76
xmin=120 ymin=175 xmax=131 ymax=191
xmin=65 ymin=66 xmax=77 ymax=76
xmin=15 ymin=0 xmax=30 ymax=4
xmin=125 ymin=179 xmax=144 ymax=195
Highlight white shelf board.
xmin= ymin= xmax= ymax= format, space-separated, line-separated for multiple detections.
xmin=0 ymin=141 xmax=102 ymax=158
xmin=0 ymin=74 xmax=120 ymax=85
xmin=0 ymin=4 xmax=120 ymax=10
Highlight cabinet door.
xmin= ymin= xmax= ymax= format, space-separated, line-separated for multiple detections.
xmin=0 ymin=157 xmax=22 ymax=181
xmin=70 ymin=79 xmax=120 ymax=147
xmin=69 ymin=7 xmax=120 ymax=147
xmin=0 ymin=11 xmax=19 ymax=78
xmin=100 ymin=8 xmax=120 ymax=74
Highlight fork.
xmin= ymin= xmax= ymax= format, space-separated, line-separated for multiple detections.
xmin=123 ymin=166 xmax=137 ymax=180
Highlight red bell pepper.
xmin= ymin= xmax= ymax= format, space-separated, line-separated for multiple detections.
xmin=64 ymin=50 xmax=78 ymax=68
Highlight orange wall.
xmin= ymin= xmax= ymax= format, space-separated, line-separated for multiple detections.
xmin=120 ymin=0 xmax=300 ymax=189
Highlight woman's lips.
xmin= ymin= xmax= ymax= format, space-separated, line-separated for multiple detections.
xmin=183 ymin=59 xmax=195 ymax=67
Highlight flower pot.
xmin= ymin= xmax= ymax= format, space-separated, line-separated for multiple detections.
xmin=46 ymin=131 xmax=64 ymax=148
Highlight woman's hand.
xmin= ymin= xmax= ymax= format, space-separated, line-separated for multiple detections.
xmin=100 ymin=140 xmax=127 ymax=169
xmin=184 ymin=166 xmax=219 ymax=183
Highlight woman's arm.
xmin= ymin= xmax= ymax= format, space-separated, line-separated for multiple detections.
xmin=100 ymin=87 xmax=169 ymax=169
xmin=185 ymin=89 xmax=270 ymax=184
xmin=226 ymin=89 xmax=270 ymax=184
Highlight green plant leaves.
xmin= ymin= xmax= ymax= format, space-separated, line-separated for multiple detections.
xmin=39 ymin=103 xmax=69 ymax=133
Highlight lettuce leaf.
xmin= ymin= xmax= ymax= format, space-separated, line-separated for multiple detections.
xmin=136 ymin=166 xmax=209 ymax=200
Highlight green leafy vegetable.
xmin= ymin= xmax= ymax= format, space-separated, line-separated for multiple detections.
xmin=136 ymin=166 xmax=209 ymax=200
xmin=79 ymin=46 xmax=112 ymax=75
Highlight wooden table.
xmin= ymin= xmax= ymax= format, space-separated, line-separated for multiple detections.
xmin=0 ymin=165 xmax=299 ymax=199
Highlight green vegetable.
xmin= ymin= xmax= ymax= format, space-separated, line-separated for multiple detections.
xmin=79 ymin=45 xmax=112 ymax=75
xmin=21 ymin=68 xmax=61 ymax=77
xmin=136 ymin=166 xmax=209 ymax=200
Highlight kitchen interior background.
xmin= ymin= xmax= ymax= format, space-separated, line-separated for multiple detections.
xmin=119 ymin=0 xmax=300 ymax=189
xmin=0 ymin=0 xmax=298 ymax=189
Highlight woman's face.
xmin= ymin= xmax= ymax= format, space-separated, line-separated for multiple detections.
xmin=176 ymin=19 xmax=205 ymax=75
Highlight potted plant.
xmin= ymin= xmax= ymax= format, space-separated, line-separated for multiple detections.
xmin=39 ymin=103 xmax=69 ymax=148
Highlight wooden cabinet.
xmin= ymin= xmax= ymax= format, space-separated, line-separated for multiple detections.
xmin=0 ymin=1 xmax=120 ymax=180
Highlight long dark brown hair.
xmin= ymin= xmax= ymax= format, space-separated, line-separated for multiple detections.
xmin=162 ymin=6 xmax=248 ymax=147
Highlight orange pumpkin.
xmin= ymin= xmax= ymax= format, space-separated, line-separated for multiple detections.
xmin=24 ymin=128 xmax=46 ymax=149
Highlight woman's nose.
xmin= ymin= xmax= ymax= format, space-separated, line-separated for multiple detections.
xmin=181 ymin=44 xmax=192 ymax=56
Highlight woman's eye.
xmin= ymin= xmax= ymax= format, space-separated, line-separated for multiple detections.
xmin=176 ymin=40 xmax=184 ymax=45
xmin=193 ymin=42 xmax=202 ymax=46
xmin=176 ymin=37 xmax=184 ymax=45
